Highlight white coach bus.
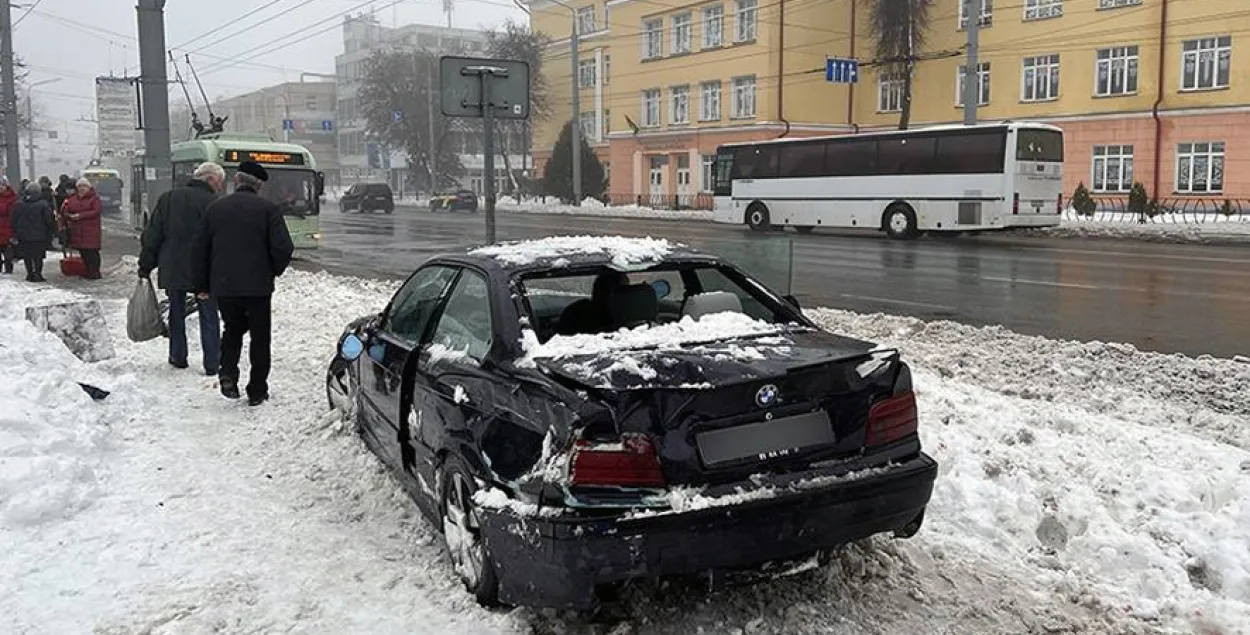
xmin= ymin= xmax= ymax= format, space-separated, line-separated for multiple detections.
xmin=711 ymin=122 xmax=1064 ymax=238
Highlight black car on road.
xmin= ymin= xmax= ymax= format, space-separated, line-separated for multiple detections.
xmin=340 ymin=182 xmax=395 ymax=214
xmin=325 ymin=236 xmax=937 ymax=610
xmin=429 ymin=189 xmax=478 ymax=212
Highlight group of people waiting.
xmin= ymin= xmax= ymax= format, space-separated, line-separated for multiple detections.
xmin=0 ymin=174 xmax=103 ymax=281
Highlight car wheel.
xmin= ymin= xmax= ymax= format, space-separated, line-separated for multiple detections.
xmin=325 ymin=358 xmax=359 ymax=426
xmin=441 ymin=458 xmax=500 ymax=606
xmin=883 ymin=204 xmax=919 ymax=240
xmin=746 ymin=202 xmax=771 ymax=232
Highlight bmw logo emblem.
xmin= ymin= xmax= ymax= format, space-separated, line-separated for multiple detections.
xmin=755 ymin=384 xmax=779 ymax=408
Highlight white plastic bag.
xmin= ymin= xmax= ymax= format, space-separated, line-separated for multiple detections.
xmin=126 ymin=278 xmax=165 ymax=342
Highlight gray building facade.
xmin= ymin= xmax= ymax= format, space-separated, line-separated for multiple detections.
xmin=210 ymin=81 xmax=339 ymax=181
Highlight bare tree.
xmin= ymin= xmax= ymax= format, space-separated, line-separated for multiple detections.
xmin=485 ymin=21 xmax=550 ymax=196
xmin=861 ymin=0 xmax=932 ymax=130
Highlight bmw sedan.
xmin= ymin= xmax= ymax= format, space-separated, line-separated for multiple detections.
xmin=325 ymin=236 xmax=937 ymax=610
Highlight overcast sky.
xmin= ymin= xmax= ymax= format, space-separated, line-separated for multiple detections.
xmin=13 ymin=0 xmax=525 ymax=166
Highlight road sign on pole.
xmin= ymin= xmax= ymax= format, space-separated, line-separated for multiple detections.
xmin=825 ymin=58 xmax=860 ymax=84
xmin=321 ymin=120 xmax=334 ymax=131
xmin=282 ymin=119 xmax=294 ymax=130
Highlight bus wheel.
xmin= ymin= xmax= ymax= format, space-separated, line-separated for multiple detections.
xmin=883 ymin=204 xmax=918 ymax=240
xmin=746 ymin=203 xmax=771 ymax=232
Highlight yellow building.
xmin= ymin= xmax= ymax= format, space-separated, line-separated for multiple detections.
xmin=528 ymin=0 xmax=1250 ymax=204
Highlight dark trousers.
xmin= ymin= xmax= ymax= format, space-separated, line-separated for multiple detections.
xmin=218 ymin=295 xmax=272 ymax=399
xmin=80 ymin=248 xmax=101 ymax=278
xmin=0 ymin=243 xmax=13 ymax=273
xmin=168 ymin=290 xmax=221 ymax=373
xmin=22 ymin=256 xmax=44 ymax=281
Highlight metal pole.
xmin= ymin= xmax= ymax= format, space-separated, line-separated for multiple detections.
xmin=481 ymin=72 xmax=496 ymax=244
xmin=962 ymin=0 xmax=980 ymax=125
xmin=428 ymin=58 xmax=437 ymax=193
xmin=569 ymin=17 xmax=582 ymax=205
xmin=25 ymin=92 xmax=33 ymax=177
xmin=137 ymin=0 xmax=173 ymax=212
xmin=1 ymin=1 xmax=20 ymax=183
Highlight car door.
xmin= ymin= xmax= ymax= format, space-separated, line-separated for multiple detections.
xmin=406 ymin=268 xmax=496 ymax=491
xmin=359 ymin=265 xmax=459 ymax=470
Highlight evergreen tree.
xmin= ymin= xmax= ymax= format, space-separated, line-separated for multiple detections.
xmin=543 ymin=121 xmax=605 ymax=203
xmin=1071 ymin=182 xmax=1096 ymax=217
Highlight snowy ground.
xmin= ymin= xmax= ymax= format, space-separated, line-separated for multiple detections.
xmin=1036 ymin=214 xmax=1250 ymax=245
xmin=3 ymin=262 xmax=1248 ymax=634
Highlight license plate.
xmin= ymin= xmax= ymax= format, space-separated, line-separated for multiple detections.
xmin=696 ymin=410 xmax=835 ymax=467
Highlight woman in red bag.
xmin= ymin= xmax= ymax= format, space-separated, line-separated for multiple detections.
xmin=61 ymin=177 xmax=103 ymax=279
xmin=0 ymin=176 xmax=17 ymax=274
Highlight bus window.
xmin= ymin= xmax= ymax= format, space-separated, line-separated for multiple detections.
xmin=878 ymin=136 xmax=936 ymax=175
xmin=935 ymin=131 xmax=1006 ymax=174
xmin=713 ymin=152 xmax=733 ymax=196
xmin=173 ymin=162 xmax=197 ymax=187
xmin=1016 ymin=129 xmax=1063 ymax=162
xmin=825 ymin=139 xmax=877 ymax=176
xmin=779 ymin=141 xmax=826 ymax=178
xmin=732 ymin=145 xmax=778 ymax=179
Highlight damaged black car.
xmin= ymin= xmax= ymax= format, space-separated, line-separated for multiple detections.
xmin=325 ymin=236 xmax=938 ymax=610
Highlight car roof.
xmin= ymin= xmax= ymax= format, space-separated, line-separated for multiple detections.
xmin=435 ymin=236 xmax=719 ymax=274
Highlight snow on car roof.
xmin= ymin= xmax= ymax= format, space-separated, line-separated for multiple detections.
xmin=470 ymin=235 xmax=682 ymax=270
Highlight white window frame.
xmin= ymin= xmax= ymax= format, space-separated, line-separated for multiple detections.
xmin=703 ymin=5 xmax=724 ymax=49
xmin=578 ymin=59 xmax=597 ymax=89
xmin=700 ymin=80 xmax=722 ymax=121
xmin=672 ymin=12 xmax=692 ymax=54
xmin=670 ymin=85 xmax=690 ymax=125
xmin=959 ymin=0 xmax=993 ymax=29
xmin=735 ymin=0 xmax=757 ymax=43
xmin=700 ymin=154 xmax=715 ymax=192
xmin=1024 ymin=0 xmax=1062 ymax=20
xmin=1091 ymin=145 xmax=1133 ymax=193
xmin=579 ymin=111 xmax=598 ymax=143
xmin=1095 ymin=45 xmax=1138 ymax=96
xmin=576 ymin=6 xmax=596 ymax=34
xmin=878 ymin=74 xmax=903 ymax=113
xmin=1098 ymin=0 xmax=1141 ymax=9
xmin=1181 ymin=36 xmax=1232 ymax=91
xmin=956 ymin=62 xmax=991 ymax=106
xmin=1175 ymin=142 xmax=1225 ymax=194
xmin=604 ymin=2 xmax=611 ymax=29
xmin=642 ymin=88 xmax=662 ymax=127
xmin=642 ymin=19 xmax=663 ymax=60
xmin=731 ymin=75 xmax=756 ymax=119
xmin=1021 ymin=54 xmax=1060 ymax=102
xmin=603 ymin=54 xmax=611 ymax=85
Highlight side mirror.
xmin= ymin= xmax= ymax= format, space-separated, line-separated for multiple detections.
xmin=651 ymin=279 xmax=672 ymax=300
xmin=315 ymin=172 xmax=326 ymax=197
xmin=783 ymin=294 xmax=801 ymax=309
xmin=339 ymin=333 xmax=365 ymax=361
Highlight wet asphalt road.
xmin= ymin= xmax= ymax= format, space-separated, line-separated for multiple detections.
xmin=102 ymin=205 xmax=1250 ymax=358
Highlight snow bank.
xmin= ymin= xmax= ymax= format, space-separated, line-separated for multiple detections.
xmin=1035 ymin=217 xmax=1250 ymax=244
xmin=496 ymin=197 xmax=714 ymax=221
xmin=470 ymin=234 xmax=676 ymax=268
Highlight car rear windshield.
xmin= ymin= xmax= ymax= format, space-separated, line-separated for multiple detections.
xmin=365 ymin=184 xmax=391 ymax=194
xmin=518 ymin=263 xmax=798 ymax=343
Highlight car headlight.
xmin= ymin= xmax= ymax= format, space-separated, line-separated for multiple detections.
xmin=311 ymin=233 xmax=322 ymax=240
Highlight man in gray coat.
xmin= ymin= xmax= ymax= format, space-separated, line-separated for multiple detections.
xmin=139 ymin=162 xmax=226 ymax=374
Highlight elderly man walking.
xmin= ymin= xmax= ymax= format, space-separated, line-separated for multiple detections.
xmin=139 ymin=162 xmax=226 ymax=374
xmin=192 ymin=161 xmax=294 ymax=406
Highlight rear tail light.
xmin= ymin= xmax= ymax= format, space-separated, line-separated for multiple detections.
xmin=1057 ymin=193 xmax=1064 ymax=214
xmin=866 ymin=391 xmax=918 ymax=447
xmin=1012 ymin=193 xmax=1020 ymax=215
xmin=569 ymin=433 xmax=666 ymax=488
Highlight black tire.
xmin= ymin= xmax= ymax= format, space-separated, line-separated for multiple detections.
xmin=795 ymin=226 xmax=815 ymax=235
xmin=440 ymin=457 xmax=500 ymax=606
xmin=882 ymin=204 xmax=919 ymax=240
xmin=745 ymin=202 xmax=771 ymax=232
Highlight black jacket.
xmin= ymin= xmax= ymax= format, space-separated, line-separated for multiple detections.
xmin=191 ymin=186 xmax=294 ymax=297
xmin=10 ymin=196 xmax=56 ymax=259
xmin=39 ymin=185 xmax=55 ymax=209
xmin=139 ymin=179 xmax=218 ymax=290
xmin=54 ymin=180 xmax=73 ymax=210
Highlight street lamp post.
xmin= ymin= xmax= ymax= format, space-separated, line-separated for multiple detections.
xmin=26 ymin=78 xmax=61 ymax=179
xmin=547 ymin=0 xmax=582 ymax=205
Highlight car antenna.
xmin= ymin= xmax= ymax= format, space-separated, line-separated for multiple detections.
xmin=186 ymin=54 xmax=228 ymax=135
xmin=168 ymin=52 xmax=205 ymax=138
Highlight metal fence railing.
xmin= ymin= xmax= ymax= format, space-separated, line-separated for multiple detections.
xmin=1067 ymin=196 xmax=1250 ymax=224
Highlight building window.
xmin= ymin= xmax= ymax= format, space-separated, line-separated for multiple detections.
xmin=603 ymin=54 xmax=610 ymax=84
xmin=735 ymin=0 xmax=757 ymax=43
xmin=700 ymin=80 xmax=722 ymax=121
xmin=604 ymin=2 xmax=611 ymax=28
xmin=578 ymin=59 xmax=597 ymax=88
xmin=1095 ymin=46 xmax=1138 ymax=96
xmin=1022 ymin=54 xmax=1060 ymax=102
xmin=731 ymin=75 xmax=756 ymax=118
xmin=878 ymin=74 xmax=903 ymax=112
xmin=579 ymin=111 xmax=598 ymax=142
xmin=1098 ymin=0 xmax=1141 ymax=8
xmin=306 ymin=96 xmax=318 ymax=110
xmin=701 ymin=154 xmax=715 ymax=192
xmin=642 ymin=89 xmax=661 ymax=127
xmin=643 ymin=19 xmax=663 ymax=59
xmin=1024 ymin=0 xmax=1062 ymax=20
xmin=672 ymin=13 xmax=692 ymax=54
xmin=1181 ymin=36 xmax=1232 ymax=91
xmin=576 ymin=6 xmax=596 ymax=34
xmin=1176 ymin=142 xmax=1225 ymax=193
xmin=603 ymin=109 xmax=610 ymax=136
xmin=703 ymin=5 xmax=724 ymax=49
xmin=671 ymin=85 xmax=690 ymax=125
xmin=956 ymin=62 xmax=991 ymax=106
xmin=959 ymin=0 xmax=992 ymax=29
xmin=1092 ymin=145 xmax=1133 ymax=192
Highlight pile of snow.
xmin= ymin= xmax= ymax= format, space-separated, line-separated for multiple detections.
xmin=470 ymin=234 xmax=676 ymax=268
xmin=523 ymin=311 xmax=790 ymax=363
xmin=496 ymin=197 xmax=714 ymax=221
xmin=1038 ymin=217 xmax=1250 ymax=244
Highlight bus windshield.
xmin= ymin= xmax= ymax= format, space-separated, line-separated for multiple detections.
xmin=1016 ymin=129 xmax=1063 ymax=162
xmin=91 ymin=178 xmax=122 ymax=197
xmin=227 ymin=168 xmax=318 ymax=216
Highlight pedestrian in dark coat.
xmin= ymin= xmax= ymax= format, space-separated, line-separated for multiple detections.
xmin=10 ymin=183 xmax=56 ymax=282
xmin=191 ymin=161 xmax=294 ymax=405
xmin=54 ymin=174 xmax=73 ymax=210
xmin=0 ymin=177 xmax=18 ymax=274
xmin=38 ymin=176 xmax=55 ymax=208
xmin=61 ymin=178 xmax=104 ymax=278
xmin=140 ymin=162 xmax=226 ymax=374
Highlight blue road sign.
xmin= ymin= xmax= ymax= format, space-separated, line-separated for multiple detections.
xmin=322 ymin=120 xmax=334 ymax=131
xmin=392 ymin=110 xmax=403 ymax=123
xmin=825 ymin=58 xmax=860 ymax=84
xmin=282 ymin=119 xmax=295 ymax=130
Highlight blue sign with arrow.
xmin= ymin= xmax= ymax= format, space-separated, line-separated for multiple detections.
xmin=825 ymin=58 xmax=860 ymax=84
xmin=322 ymin=120 xmax=334 ymax=131
xmin=282 ymin=119 xmax=295 ymax=130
